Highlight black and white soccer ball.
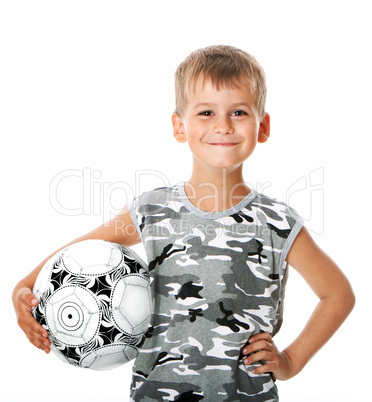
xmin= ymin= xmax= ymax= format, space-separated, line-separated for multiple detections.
xmin=32 ymin=240 xmax=152 ymax=370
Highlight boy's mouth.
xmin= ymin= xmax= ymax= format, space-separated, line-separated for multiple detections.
xmin=208 ymin=143 xmax=238 ymax=147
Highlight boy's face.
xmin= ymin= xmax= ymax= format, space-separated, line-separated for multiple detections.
xmin=172 ymin=78 xmax=270 ymax=173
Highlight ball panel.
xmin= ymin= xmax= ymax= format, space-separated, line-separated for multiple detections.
xmin=119 ymin=286 xmax=152 ymax=330
xmin=111 ymin=274 xmax=152 ymax=336
xmin=80 ymin=344 xmax=138 ymax=370
xmin=58 ymin=302 xmax=84 ymax=331
xmin=62 ymin=240 xmax=124 ymax=276
xmin=46 ymin=286 xmax=101 ymax=346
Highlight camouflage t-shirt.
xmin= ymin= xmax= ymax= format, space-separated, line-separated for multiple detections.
xmin=129 ymin=184 xmax=303 ymax=401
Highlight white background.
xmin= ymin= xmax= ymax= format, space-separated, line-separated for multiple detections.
xmin=1 ymin=1 xmax=371 ymax=401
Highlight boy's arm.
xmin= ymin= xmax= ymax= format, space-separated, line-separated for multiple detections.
xmin=12 ymin=206 xmax=141 ymax=354
xmin=242 ymin=226 xmax=355 ymax=380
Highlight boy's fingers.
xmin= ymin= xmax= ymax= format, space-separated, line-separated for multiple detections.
xmin=22 ymin=289 xmax=39 ymax=308
xmin=243 ymin=350 xmax=269 ymax=366
xmin=15 ymin=287 xmax=49 ymax=353
xmin=25 ymin=315 xmax=49 ymax=339
xmin=25 ymin=323 xmax=50 ymax=348
xmin=34 ymin=332 xmax=51 ymax=353
xmin=27 ymin=333 xmax=50 ymax=353
xmin=242 ymin=332 xmax=274 ymax=355
xmin=17 ymin=294 xmax=49 ymax=341
xmin=251 ymin=363 xmax=273 ymax=375
xmin=243 ymin=339 xmax=272 ymax=356
xmin=249 ymin=332 xmax=272 ymax=344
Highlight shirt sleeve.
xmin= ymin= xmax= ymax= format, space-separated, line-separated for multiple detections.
xmin=279 ymin=205 xmax=304 ymax=269
xmin=128 ymin=196 xmax=144 ymax=244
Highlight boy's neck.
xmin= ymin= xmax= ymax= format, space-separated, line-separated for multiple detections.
xmin=185 ymin=165 xmax=251 ymax=213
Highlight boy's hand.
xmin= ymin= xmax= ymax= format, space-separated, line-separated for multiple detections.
xmin=15 ymin=288 xmax=50 ymax=354
xmin=242 ymin=332 xmax=294 ymax=381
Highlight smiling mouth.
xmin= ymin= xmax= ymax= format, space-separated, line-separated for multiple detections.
xmin=208 ymin=143 xmax=238 ymax=147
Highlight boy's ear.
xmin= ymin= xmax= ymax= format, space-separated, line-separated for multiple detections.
xmin=172 ymin=113 xmax=187 ymax=143
xmin=258 ymin=113 xmax=270 ymax=144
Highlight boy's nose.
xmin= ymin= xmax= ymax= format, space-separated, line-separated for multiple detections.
xmin=212 ymin=116 xmax=234 ymax=135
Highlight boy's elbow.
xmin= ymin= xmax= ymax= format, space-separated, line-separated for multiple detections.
xmin=346 ymin=285 xmax=356 ymax=313
xmin=327 ymin=278 xmax=356 ymax=320
xmin=339 ymin=281 xmax=356 ymax=317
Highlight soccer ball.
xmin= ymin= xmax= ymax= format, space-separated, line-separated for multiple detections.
xmin=32 ymin=240 xmax=152 ymax=370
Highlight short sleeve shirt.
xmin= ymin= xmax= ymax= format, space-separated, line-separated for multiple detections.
xmin=129 ymin=184 xmax=303 ymax=401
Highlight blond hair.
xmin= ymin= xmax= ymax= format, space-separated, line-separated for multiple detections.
xmin=174 ymin=45 xmax=267 ymax=119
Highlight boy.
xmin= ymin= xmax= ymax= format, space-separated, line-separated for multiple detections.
xmin=13 ymin=45 xmax=355 ymax=401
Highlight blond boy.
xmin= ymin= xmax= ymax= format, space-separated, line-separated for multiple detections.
xmin=13 ymin=45 xmax=354 ymax=401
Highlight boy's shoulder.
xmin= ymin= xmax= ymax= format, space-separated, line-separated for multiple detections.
xmin=252 ymin=192 xmax=296 ymax=212
xmin=133 ymin=185 xmax=177 ymax=202
xmin=252 ymin=191 xmax=288 ymax=207
xmin=131 ymin=185 xmax=179 ymax=211
xmin=250 ymin=192 xmax=303 ymax=230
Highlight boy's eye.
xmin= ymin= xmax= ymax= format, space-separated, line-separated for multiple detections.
xmin=199 ymin=111 xmax=214 ymax=116
xmin=231 ymin=110 xmax=248 ymax=116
